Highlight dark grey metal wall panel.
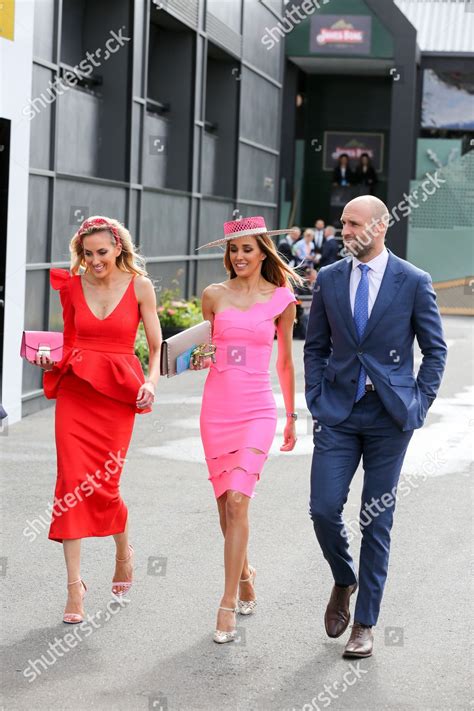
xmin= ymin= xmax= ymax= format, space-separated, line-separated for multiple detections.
xmin=24 ymin=270 xmax=48 ymax=330
xmin=206 ymin=12 xmax=242 ymax=57
xmin=146 ymin=261 xmax=187 ymax=297
xmin=242 ymin=0 xmax=283 ymax=80
xmin=51 ymin=180 xmax=128 ymax=262
xmin=238 ymin=202 xmax=278 ymax=227
xmin=147 ymin=27 xmax=194 ymax=191
xmin=27 ymin=176 xmax=50 ymax=264
xmin=129 ymin=189 xmax=140 ymax=244
xmin=142 ymin=113 xmax=168 ymax=188
xmin=197 ymin=198 xmax=234 ymax=248
xmin=29 ymin=65 xmax=54 ymax=170
xmin=56 ymin=89 xmax=101 ymax=176
xmin=60 ymin=0 xmax=86 ymax=66
xmin=204 ymin=57 xmax=239 ymax=198
xmin=192 ymin=124 xmax=202 ymax=193
xmin=131 ymin=102 xmax=143 ymax=185
xmin=238 ymin=143 xmax=277 ymax=204
xmin=201 ymin=133 xmax=218 ymax=195
xmin=33 ymin=0 xmax=56 ymax=62
xmin=196 ymin=257 xmax=227 ymax=296
xmin=49 ymin=286 xmax=63 ymax=331
xmin=60 ymin=0 xmax=132 ymax=182
xmin=22 ymin=357 xmax=44 ymax=397
xmin=141 ymin=191 xmax=190 ymax=256
xmin=240 ymin=67 xmax=280 ymax=149
xmin=206 ymin=0 xmax=242 ymax=34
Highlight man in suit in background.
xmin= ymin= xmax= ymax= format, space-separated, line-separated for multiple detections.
xmin=319 ymin=225 xmax=340 ymax=268
xmin=304 ymin=195 xmax=447 ymax=658
xmin=313 ymin=219 xmax=325 ymax=251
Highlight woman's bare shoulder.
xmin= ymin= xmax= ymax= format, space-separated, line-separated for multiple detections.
xmin=133 ymin=274 xmax=155 ymax=302
xmin=202 ymin=281 xmax=232 ymax=299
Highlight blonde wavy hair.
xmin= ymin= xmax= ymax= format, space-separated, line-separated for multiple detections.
xmin=69 ymin=216 xmax=147 ymax=277
xmin=223 ymin=234 xmax=305 ymax=290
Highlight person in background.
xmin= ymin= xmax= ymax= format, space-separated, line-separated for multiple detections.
xmin=354 ymin=153 xmax=378 ymax=195
xmin=313 ymin=219 xmax=325 ymax=251
xmin=319 ymin=225 xmax=341 ymax=268
xmin=293 ymin=228 xmax=319 ymax=270
xmin=332 ymin=154 xmax=354 ymax=188
xmin=294 ymin=265 xmax=318 ymax=337
xmin=278 ymin=226 xmax=302 ymax=267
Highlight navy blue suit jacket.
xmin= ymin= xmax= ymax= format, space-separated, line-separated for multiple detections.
xmin=319 ymin=238 xmax=340 ymax=268
xmin=304 ymin=251 xmax=447 ymax=431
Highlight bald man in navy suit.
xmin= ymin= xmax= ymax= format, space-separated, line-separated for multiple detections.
xmin=304 ymin=196 xmax=447 ymax=658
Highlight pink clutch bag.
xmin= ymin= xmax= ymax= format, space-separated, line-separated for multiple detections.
xmin=20 ymin=331 xmax=64 ymax=363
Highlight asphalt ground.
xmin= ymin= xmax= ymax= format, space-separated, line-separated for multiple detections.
xmin=0 ymin=315 xmax=472 ymax=710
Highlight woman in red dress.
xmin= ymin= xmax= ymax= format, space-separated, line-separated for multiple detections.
xmin=34 ymin=216 xmax=161 ymax=623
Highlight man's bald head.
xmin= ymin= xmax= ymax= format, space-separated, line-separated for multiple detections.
xmin=345 ymin=196 xmax=389 ymax=227
xmin=340 ymin=196 xmax=390 ymax=261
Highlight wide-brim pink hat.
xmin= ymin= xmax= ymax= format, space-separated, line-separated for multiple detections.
xmin=196 ymin=215 xmax=291 ymax=250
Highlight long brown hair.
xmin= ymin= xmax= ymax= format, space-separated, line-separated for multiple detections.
xmin=69 ymin=216 xmax=147 ymax=277
xmin=223 ymin=234 xmax=305 ymax=289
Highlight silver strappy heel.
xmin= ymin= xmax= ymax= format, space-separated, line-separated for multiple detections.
xmin=238 ymin=566 xmax=257 ymax=615
xmin=213 ymin=606 xmax=238 ymax=644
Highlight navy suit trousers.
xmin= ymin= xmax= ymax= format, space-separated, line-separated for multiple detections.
xmin=309 ymin=391 xmax=413 ymax=626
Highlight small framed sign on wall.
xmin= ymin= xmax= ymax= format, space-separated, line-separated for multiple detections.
xmin=323 ymin=131 xmax=384 ymax=173
xmin=310 ymin=15 xmax=372 ymax=56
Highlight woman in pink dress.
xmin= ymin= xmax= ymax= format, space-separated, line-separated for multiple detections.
xmin=192 ymin=216 xmax=304 ymax=643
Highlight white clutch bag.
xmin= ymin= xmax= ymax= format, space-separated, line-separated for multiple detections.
xmin=160 ymin=320 xmax=215 ymax=377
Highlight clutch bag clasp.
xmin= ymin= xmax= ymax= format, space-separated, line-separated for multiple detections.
xmin=191 ymin=343 xmax=216 ymax=367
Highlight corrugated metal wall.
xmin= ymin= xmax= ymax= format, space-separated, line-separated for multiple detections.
xmin=394 ymin=0 xmax=474 ymax=52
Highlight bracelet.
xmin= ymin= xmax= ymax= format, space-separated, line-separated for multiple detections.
xmin=286 ymin=412 xmax=298 ymax=420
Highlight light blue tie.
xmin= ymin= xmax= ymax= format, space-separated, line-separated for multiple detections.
xmin=354 ymin=264 xmax=370 ymax=402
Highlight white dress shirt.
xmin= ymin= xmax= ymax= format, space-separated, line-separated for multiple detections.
xmin=349 ymin=247 xmax=389 ymax=385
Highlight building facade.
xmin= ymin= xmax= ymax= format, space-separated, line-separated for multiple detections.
xmin=278 ymin=0 xmax=473 ymax=308
xmin=2 ymin=0 xmax=472 ymax=424
xmin=1 ymin=0 xmax=285 ymax=422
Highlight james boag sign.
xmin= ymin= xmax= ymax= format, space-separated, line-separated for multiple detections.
xmin=310 ymin=15 xmax=372 ymax=56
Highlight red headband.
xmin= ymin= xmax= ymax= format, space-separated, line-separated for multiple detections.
xmin=78 ymin=218 xmax=121 ymax=246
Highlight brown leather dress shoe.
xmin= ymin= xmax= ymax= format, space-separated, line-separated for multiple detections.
xmin=324 ymin=583 xmax=358 ymax=638
xmin=343 ymin=623 xmax=374 ymax=658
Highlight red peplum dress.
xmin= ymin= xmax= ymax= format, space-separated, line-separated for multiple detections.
xmin=44 ymin=269 xmax=151 ymax=543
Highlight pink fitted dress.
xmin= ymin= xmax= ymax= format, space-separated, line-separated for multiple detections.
xmin=200 ymin=286 xmax=297 ymax=499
